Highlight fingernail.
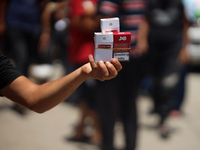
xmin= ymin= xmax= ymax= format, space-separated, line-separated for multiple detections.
xmin=106 ymin=61 xmax=111 ymax=66
xmin=99 ymin=60 xmax=104 ymax=64
xmin=111 ymin=58 xmax=116 ymax=62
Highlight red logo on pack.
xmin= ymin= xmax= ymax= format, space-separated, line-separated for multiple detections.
xmin=98 ymin=45 xmax=112 ymax=49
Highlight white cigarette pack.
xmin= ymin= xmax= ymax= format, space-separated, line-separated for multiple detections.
xmin=100 ymin=17 xmax=120 ymax=33
xmin=94 ymin=32 xmax=113 ymax=62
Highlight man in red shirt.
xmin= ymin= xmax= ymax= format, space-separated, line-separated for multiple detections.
xmin=67 ymin=0 xmax=102 ymax=145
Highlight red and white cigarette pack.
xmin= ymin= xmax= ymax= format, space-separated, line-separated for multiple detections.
xmin=94 ymin=17 xmax=131 ymax=62
xmin=113 ymin=32 xmax=131 ymax=61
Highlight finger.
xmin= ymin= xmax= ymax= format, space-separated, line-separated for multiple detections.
xmin=110 ymin=58 xmax=122 ymax=72
xmin=105 ymin=61 xmax=118 ymax=79
xmin=88 ymin=54 xmax=97 ymax=69
xmin=98 ymin=60 xmax=109 ymax=80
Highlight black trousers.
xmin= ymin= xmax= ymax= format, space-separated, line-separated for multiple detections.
xmin=96 ymin=37 xmax=182 ymax=149
xmin=96 ymin=58 xmax=143 ymax=150
xmin=145 ymin=38 xmax=182 ymax=125
xmin=6 ymin=27 xmax=41 ymax=76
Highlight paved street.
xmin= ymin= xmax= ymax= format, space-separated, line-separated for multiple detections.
xmin=0 ymin=73 xmax=200 ymax=150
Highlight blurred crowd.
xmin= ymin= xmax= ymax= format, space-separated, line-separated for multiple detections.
xmin=0 ymin=0 xmax=200 ymax=150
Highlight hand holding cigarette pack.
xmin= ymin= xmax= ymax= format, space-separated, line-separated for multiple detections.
xmin=94 ymin=17 xmax=131 ymax=62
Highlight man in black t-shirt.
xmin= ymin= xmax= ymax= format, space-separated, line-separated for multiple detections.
xmin=0 ymin=51 xmax=21 ymax=90
xmin=137 ymin=0 xmax=190 ymax=138
xmin=0 ymin=51 xmax=122 ymax=113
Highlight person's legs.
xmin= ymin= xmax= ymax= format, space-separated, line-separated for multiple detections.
xmin=153 ymin=41 xmax=182 ymax=138
xmin=170 ymin=64 xmax=188 ymax=116
xmin=96 ymin=78 xmax=119 ymax=150
xmin=121 ymin=90 xmax=138 ymax=150
xmin=153 ymin=73 xmax=178 ymax=138
xmin=89 ymin=108 xmax=102 ymax=145
xmin=68 ymin=79 xmax=100 ymax=143
xmin=6 ymin=27 xmax=29 ymax=75
xmin=119 ymin=59 xmax=143 ymax=150
xmin=71 ymin=100 xmax=89 ymax=139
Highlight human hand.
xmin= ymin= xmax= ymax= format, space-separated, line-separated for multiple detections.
xmin=38 ymin=32 xmax=51 ymax=52
xmin=179 ymin=49 xmax=190 ymax=65
xmin=83 ymin=0 xmax=97 ymax=16
xmin=82 ymin=55 xmax=122 ymax=81
xmin=134 ymin=40 xmax=149 ymax=56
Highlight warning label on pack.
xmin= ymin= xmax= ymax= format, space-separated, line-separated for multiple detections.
xmin=113 ymin=52 xmax=129 ymax=61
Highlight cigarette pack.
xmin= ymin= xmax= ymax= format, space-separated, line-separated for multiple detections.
xmin=94 ymin=17 xmax=131 ymax=62
xmin=94 ymin=32 xmax=113 ymax=62
xmin=113 ymin=32 xmax=131 ymax=61
xmin=101 ymin=18 xmax=120 ymax=33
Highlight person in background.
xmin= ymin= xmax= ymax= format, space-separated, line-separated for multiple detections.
xmin=66 ymin=0 xmax=103 ymax=145
xmin=4 ymin=0 xmax=51 ymax=75
xmin=137 ymin=0 xmax=191 ymax=138
xmin=170 ymin=0 xmax=200 ymax=117
xmin=96 ymin=1 xmax=146 ymax=150
xmin=39 ymin=0 xmax=69 ymax=65
xmin=42 ymin=0 xmax=103 ymax=145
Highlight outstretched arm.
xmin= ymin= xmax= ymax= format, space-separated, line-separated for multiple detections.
xmin=0 ymin=55 xmax=122 ymax=113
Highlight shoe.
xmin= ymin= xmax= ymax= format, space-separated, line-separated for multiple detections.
xmin=11 ymin=104 xmax=27 ymax=115
xmin=158 ymin=125 xmax=170 ymax=139
xmin=67 ymin=135 xmax=90 ymax=143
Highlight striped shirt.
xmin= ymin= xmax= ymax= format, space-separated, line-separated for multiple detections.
xmin=98 ymin=0 xmax=146 ymax=56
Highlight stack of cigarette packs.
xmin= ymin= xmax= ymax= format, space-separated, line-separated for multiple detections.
xmin=94 ymin=17 xmax=131 ymax=62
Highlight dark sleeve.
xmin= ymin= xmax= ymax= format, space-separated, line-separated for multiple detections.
xmin=0 ymin=51 xmax=22 ymax=90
